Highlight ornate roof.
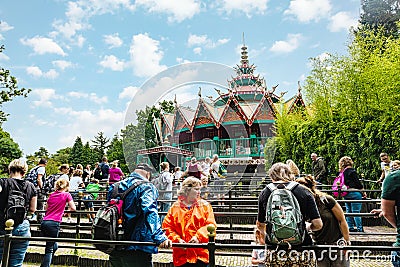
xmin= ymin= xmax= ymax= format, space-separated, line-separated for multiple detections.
xmin=155 ymin=42 xmax=305 ymax=140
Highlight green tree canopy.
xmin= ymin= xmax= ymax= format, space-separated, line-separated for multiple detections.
xmin=0 ymin=127 xmax=22 ymax=175
xmin=0 ymin=45 xmax=31 ymax=124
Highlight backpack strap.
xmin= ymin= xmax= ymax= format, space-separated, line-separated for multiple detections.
xmin=285 ymin=181 xmax=298 ymax=191
xmin=266 ymin=183 xmax=277 ymax=192
xmin=111 ymin=180 xmax=148 ymax=200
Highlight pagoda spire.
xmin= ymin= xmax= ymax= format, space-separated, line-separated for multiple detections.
xmin=240 ymin=33 xmax=249 ymax=66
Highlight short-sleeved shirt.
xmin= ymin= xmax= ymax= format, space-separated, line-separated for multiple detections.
xmin=257 ymin=182 xmax=320 ymax=246
xmin=313 ymin=195 xmax=342 ymax=244
xmin=252 ymin=248 xmax=266 ymax=267
xmin=0 ymin=178 xmax=36 ymax=229
xmin=381 ymin=161 xmax=394 ymax=178
xmin=69 ymin=176 xmax=83 ymax=191
xmin=43 ymin=191 xmax=73 ymax=222
xmin=211 ymin=161 xmax=220 ymax=179
xmin=381 ymin=170 xmax=400 ymax=246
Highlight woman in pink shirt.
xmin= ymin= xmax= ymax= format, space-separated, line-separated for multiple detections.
xmin=108 ymin=160 xmax=124 ymax=185
xmin=40 ymin=179 xmax=76 ymax=267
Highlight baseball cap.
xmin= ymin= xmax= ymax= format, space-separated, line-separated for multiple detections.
xmin=136 ymin=163 xmax=155 ymax=173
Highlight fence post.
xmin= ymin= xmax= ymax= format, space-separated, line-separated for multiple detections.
xmin=228 ymin=183 xmax=233 ymax=239
xmin=207 ymin=224 xmax=216 ymax=267
xmin=75 ymin=191 xmax=84 ymax=255
xmin=1 ymin=219 xmax=14 ymax=267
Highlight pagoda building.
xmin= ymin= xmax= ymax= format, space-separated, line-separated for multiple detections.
xmin=138 ymin=44 xmax=305 ymax=171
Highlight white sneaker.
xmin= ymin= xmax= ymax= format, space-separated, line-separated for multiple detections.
xmin=28 ymin=214 xmax=37 ymax=222
xmin=66 ymin=218 xmax=72 ymax=223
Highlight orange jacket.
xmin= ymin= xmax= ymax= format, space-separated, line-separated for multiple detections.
xmin=162 ymin=198 xmax=217 ymax=266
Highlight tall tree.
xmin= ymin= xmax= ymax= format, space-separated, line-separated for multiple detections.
xmin=69 ymin=136 xmax=84 ymax=167
xmin=0 ymin=127 xmax=22 ymax=174
xmin=82 ymin=142 xmax=98 ymax=166
xmin=107 ymin=133 xmax=128 ymax=173
xmin=91 ymin=132 xmax=110 ymax=161
xmin=0 ymin=44 xmax=31 ymax=124
xmin=359 ymin=0 xmax=400 ymax=38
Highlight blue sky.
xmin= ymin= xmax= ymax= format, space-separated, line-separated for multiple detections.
xmin=0 ymin=0 xmax=360 ymax=156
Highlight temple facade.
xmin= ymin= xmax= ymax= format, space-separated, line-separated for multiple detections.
xmin=137 ymin=44 xmax=305 ymax=172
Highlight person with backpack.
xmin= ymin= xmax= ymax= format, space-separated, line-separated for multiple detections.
xmin=108 ymin=163 xmax=171 ymax=267
xmin=100 ymin=156 xmax=110 ymax=180
xmin=296 ymin=175 xmax=350 ymax=267
xmin=256 ymin=162 xmax=322 ymax=266
xmin=0 ymin=158 xmax=37 ymax=267
xmin=26 ymin=158 xmax=47 ymax=223
xmin=93 ymin=162 xmax=102 ymax=180
xmin=40 ymin=179 xmax=76 ymax=267
xmin=339 ymin=156 xmax=366 ymax=233
xmin=311 ymin=153 xmax=327 ymax=184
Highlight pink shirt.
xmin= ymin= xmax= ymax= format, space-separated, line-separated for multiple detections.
xmin=109 ymin=167 xmax=124 ymax=184
xmin=43 ymin=191 xmax=73 ymax=222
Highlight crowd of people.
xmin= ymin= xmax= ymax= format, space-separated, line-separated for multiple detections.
xmin=0 ymin=151 xmax=399 ymax=267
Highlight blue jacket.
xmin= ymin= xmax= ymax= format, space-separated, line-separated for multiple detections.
xmin=107 ymin=172 xmax=167 ymax=253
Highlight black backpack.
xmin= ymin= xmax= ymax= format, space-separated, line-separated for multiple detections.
xmin=42 ymin=173 xmax=62 ymax=194
xmin=92 ymin=180 xmax=147 ymax=254
xmin=5 ymin=181 xmax=28 ymax=226
xmin=93 ymin=167 xmax=102 ymax=180
xmin=25 ymin=166 xmax=40 ymax=186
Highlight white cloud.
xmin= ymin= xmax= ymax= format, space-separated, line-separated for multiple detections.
xmin=52 ymin=0 xmax=135 ymax=43
xmin=0 ymin=21 xmax=14 ymax=32
xmin=328 ymin=11 xmax=358 ymax=32
xmin=270 ymin=34 xmax=302 ymax=53
xmin=52 ymin=60 xmax=73 ymax=70
xmin=0 ymin=53 xmax=10 ymax=61
xmin=26 ymin=66 xmax=59 ymax=79
xmin=31 ymin=88 xmax=60 ymax=107
xmin=54 ymin=107 xmax=125 ymax=149
xmin=316 ymin=52 xmax=330 ymax=61
xmin=20 ymin=36 xmax=66 ymax=56
xmin=187 ymin=34 xmax=230 ymax=49
xmin=176 ymin=58 xmax=191 ymax=64
xmin=68 ymin=91 xmax=108 ymax=104
xmin=284 ymin=0 xmax=332 ymax=23
xmin=217 ymin=0 xmax=269 ymax=17
xmin=99 ymin=55 xmax=125 ymax=71
xmin=104 ymin=33 xmax=123 ymax=48
xmin=129 ymin=33 xmax=167 ymax=77
xmin=119 ymin=86 xmax=139 ymax=100
xmin=193 ymin=47 xmax=202 ymax=55
xmin=136 ymin=0 xmax=201 ymax=22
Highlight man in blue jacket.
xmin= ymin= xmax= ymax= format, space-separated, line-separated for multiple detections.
xmin=108 ymin=163 xmax=172 ymax=267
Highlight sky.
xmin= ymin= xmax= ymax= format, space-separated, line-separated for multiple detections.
xmin=0 ymin=0 xmax=360 ymax=156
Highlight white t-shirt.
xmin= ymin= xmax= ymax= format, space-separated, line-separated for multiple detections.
xmin=211 ymin=160 xmax=220 ymax=179
xmin=202 ymin=162 xmax=211 ymax=176
xmin=381 ymin=161 xmax=394 ymax=178
xmin=69 ymin=176 xmax=83 ymax=191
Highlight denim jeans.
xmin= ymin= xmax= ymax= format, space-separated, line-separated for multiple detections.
xmin=0 ymin=220 xmax=31 ymax=267
xmin=344 ymin=191 xmax=363 ymax=231
xmin=392 ymin=250 xmax=400 ymax=267
xmin=109 ymin=250 xmax=152 ymax=267
xmin=40 ymin=220 xmax=60 ymax=267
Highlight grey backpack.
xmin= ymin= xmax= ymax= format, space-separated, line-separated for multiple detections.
xmin=265 ymin=182 xmax=305 ymax=248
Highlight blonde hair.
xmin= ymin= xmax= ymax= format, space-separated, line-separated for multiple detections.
xmin=160 ymin=162 xmax=169 ymax=171
xmin=9 ymin=158 xmax=28 ymax=175
xmin=55 ymin=178 xmax=69 ymax=191
xmin=338 ymin=156 xmax=353 ymax=171
xmin=112 ymin=161 xmax=119 ymax=167
xmin=73 ymin=169 xmax=83 ymax=177
xmin=286 ymin=159 xmax=300 ymax=177
xmin=177 ymin=176 xmax=201 ymax=197
xmin=268 ymin=162 xmax=293 ymax=182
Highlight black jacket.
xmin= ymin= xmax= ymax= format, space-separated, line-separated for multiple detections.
xmin=343 ymin=167 xmax=363 ymax=189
